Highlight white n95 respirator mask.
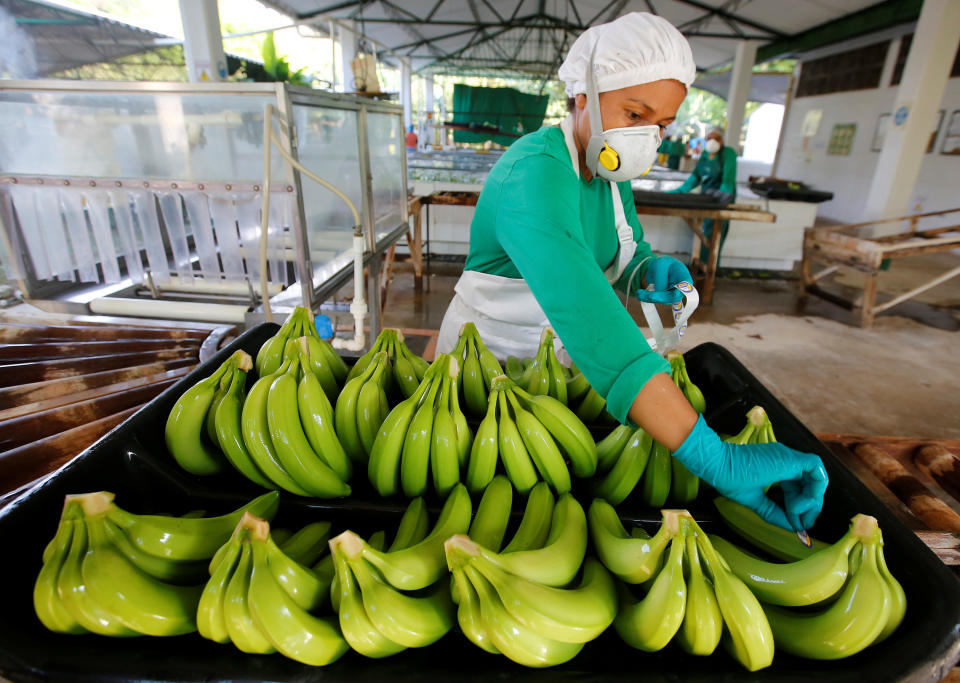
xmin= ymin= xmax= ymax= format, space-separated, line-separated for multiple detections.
xmin=582 ymin=42 xmax=662 ymax=182
xmin=586 ymin=125 xmax=661 ymax=182
xmin=705 ymin=139 xmax=721 ymax=154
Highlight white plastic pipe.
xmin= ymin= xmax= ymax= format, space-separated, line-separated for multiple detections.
xmin=89 ymin=297 xmax=249 ymax=324
xmin=332 ymin=229 xmax=367 ymax=351
xmin=260 ymin=104 xmax=367 ymax=351
xmin=153 ymin=280 xmax=284 ymax=296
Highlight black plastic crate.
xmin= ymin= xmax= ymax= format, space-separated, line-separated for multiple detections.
xmin=0 ymin=324 xmax=957 ymax=682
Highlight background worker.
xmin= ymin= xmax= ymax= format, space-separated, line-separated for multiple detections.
xmin=671 ymin=126 xmax=737 ymax=261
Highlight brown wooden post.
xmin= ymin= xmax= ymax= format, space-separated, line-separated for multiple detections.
xmin=860 ymin=272 xmax=879 ymax=328
xmin=702 ymin=218 xmax=722 ymax=305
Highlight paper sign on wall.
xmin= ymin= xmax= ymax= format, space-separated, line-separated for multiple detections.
xmin=801 ymin=109 xmax=823 ymax=137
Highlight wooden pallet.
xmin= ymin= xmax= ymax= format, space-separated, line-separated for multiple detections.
xmin=0 ymin=315 xmax=235 ymax=501
xmin=818 ymin=432 xmax=960 ymax=565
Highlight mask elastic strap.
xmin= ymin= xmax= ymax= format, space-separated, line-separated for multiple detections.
xmin=585 ymin=39 xmax=604 ymax=140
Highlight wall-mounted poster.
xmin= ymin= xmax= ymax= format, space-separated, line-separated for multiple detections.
xmin=871 ymin=113 xmax=891 ymax=152
xmin=827 ymin=123 xmax=857 ymax=155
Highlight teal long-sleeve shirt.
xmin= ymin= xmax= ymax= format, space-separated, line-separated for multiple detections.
xmin=676 ymin=145 xmax=738 ymax=196
xmin=463 ymin=125 xmax=669 ymax=423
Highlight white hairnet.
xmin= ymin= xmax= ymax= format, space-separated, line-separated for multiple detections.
xmin=558 ymin=12 xmax=696 ymax=97
xmin=707 ymin=126 xmax=726 ymax=139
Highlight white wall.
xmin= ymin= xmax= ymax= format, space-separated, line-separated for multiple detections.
xmin=776 ymin=41 xmax=960 ymax=225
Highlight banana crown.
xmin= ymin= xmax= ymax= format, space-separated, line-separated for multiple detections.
xmin=34 ymin=491 xmax=292 ymax=641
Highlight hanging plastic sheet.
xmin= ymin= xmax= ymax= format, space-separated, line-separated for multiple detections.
xmin=83 ymin=190 xmax=122 ymax=284
xmin=4 ymin=184 xmax=51 ymax=280
xmin=182 ymin=191 xmax=221 ymax=281
xmin=0 ymin=191 xmax=25 ymax=280
xmin=157 ymin=191 xmax=194 ymax=283
xmin=130 ymin=189 xmax=170 ymax=283
xmin=208 ymin=193 xmax=245 ymax=280
xmin=267 ymin=190 xmax=292 ymax=286
xmin=234 ymin=192 xmax=261 ymax=284
xmin=107 ymin=190 xmax=145 ymax=285
xmin=58 ymin=188 xmax=98 ymax=283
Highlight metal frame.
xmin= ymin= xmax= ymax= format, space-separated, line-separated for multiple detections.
xmin=0 ymin=79 xmax=409 ymax=335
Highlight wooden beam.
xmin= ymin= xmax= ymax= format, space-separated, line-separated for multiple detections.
xmin=0 ymin=365 xmax=192 ymax=422
xmin=0 ymin=348 xmax=198 ymax=386
xmin=878 ymin=234 xmax=960 ymax=255
xmin=0 ymin=360 xmax=194 ymax=409
xmin=0 ymin=323 xmax=207 ymax=343
xmin=0 ymin=404 xmax=142 ymax=496
xmin=0 ymin=338 xmax=201 ymax=362
xmin=829 ymin=205 xmax=960 ymax=231
xmin=871 ymin=263 xmax=960 ymax=314
xmin=873 ymin=225 xmax=960 ymax=243
xmin=0 ymin=379 xmax=177 ymax=452
xmin=634 ymin=204 xmax=776 ymax=222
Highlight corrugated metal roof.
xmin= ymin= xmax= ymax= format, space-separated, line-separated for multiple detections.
xmin=1 ymin=0 xmax=170 ymax=77
xmin=258 ymin=0 xmax=886 ymax=74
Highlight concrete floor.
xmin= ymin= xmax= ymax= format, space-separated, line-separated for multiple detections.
xmin=380 ymin=259 xmax=960 ymax=440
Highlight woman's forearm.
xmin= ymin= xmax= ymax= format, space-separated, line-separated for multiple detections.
xmin=626 ymin=373 xmax=698 ymax=450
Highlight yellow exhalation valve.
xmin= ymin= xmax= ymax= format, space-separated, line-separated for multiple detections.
xmin=598 ymin=143 xmax=620 ymax=171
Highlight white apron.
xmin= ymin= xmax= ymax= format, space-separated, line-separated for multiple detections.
xmin=436 ymin=117 xmax=644 ymax=360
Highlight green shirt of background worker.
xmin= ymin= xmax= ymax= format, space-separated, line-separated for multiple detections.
xmin=436 ymin=12 xmax=827 ymax=533
xmin=670 ymin=127 xmax=737 ymax=261
xmin=657 ymin=135 xmax=684 ymax=169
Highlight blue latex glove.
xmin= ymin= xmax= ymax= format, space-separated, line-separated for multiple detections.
xmin=673 ymin=415 xmax=829 ymax=531
xmin=636 ymin=256 xmax=692 ymax=305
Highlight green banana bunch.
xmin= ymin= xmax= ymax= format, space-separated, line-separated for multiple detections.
xmin=450 ymin=322 xmax=504 ymax=417
xmin=693 ymin=521 xmax=775 ymax=671
xmin=591 ymin=502 xmax=772 ymax=669
xmin=724 ymin=405 xmax=778 ymax=445
xmin=713 ymin=496 xmax=828 ymax=561
xmin=591 ymin=425 xmax=699 ymax=506
xmin=639 ymin=440 xmax=672 ymax=507
xmin=35 ymin=492 xmax=276 ymax=636
xmin=327 ymin=493 xmax=464 ymax=658
xmin=458 ymin=564 xmax=584 ymax=667
xmin=236 ymin=341 xmax=351 ymax=498
xmin=210 ymin=520 xmax=333 ymax=574
xmin=592 ymin=427 xmax=652 ymax=505
xmin=516 ymin=328 xmax=568 ymax=404
xmin=762 ymin=516 xmax=905 ymax=659
xmin=331 ymin=483 xmax=471 ymax=592
xmin=257 ymin=307 xmax=348 ymax=400
xmin=444 ymin=539 xmax=614 ymax=667
xmin=589 ymin=500 xmax=681 ymax=584
xmin=345 ymin=328 xmax=430 ymax=400
xmin=504 ymin=356 xmax=525 ymax=383
xmin=199 ymin=513 xmax=348 ymax=665
xmin=709 ymin=514 xmax=870 ymax=606
xmin=368 ymin=354 xmax=471 ymax=498
xmin=614 ymin=516 xmax=690 ymax=652
xmin=336 ymin=350 xmax=391 ymax=464
xmin=563 ymin=363 xmax=617 ymax=424
xmin=666 ymin=350 xmax=706 ymax=413
xmin=464 ymin=375 xmax=596 ymax=495
xmin=450 ymin=486 xmax=587 ymax=588
xmin=166 ymin=350 xmax=252 ymax=476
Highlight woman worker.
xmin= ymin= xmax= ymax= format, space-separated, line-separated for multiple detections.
xmin=437 ymin=12 xmax=827 ymax=532
xmin=671 ymin=126 xmax=738 ymax=261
